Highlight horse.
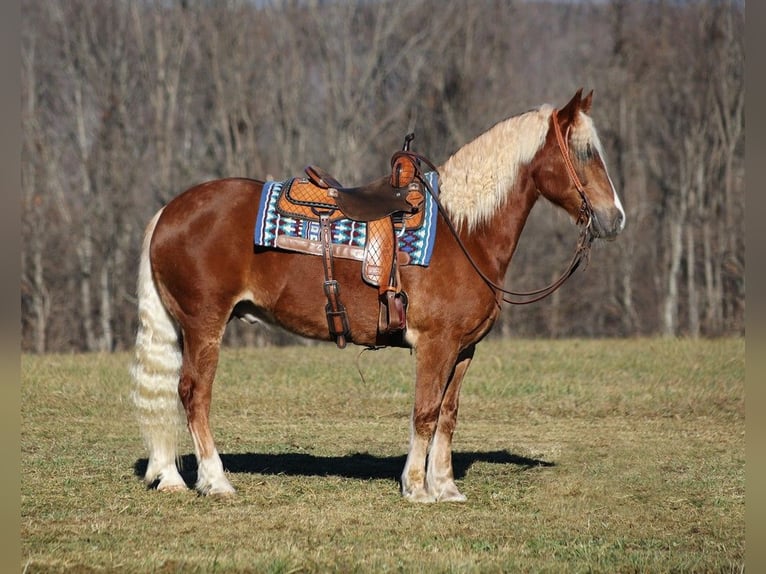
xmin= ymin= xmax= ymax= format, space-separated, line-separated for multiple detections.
xmin=130 ymin=89 xmax=626 ymax=502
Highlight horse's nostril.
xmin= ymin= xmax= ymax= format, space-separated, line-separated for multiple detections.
xmin=614 ymin=210 xmax=625 ymax=229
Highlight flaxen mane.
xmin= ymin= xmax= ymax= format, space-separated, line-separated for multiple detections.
xmin=438 ymin=104 xmax=604 ymax=231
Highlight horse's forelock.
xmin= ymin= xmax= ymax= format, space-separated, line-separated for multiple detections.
xmin=571 ymin=111 xmax=603 ymax=159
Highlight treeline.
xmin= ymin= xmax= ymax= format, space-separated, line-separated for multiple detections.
xmin=20 ymin=0 xmax=744 ymax=352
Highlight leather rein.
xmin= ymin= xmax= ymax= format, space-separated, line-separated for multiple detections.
xmin=405 ymin=108 xmax=595 ymax=306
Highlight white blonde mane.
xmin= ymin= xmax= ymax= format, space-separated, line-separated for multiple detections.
xmin=437 ymin=104 xmax=603 ymax=231
xmin=437 ymin=105 xmax=554 ymax=230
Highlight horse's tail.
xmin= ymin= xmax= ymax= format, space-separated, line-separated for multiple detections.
xmin=130 ymin=208 xmax=186 ymax=486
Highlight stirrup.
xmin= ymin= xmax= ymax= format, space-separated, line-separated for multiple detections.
xmin=378 ymin=290 xmax=408 ymax=334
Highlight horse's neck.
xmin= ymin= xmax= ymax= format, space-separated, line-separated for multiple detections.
xmin=436 ymin=109 xmax=550 ymax=283
xmin=450 ymin=175 xmax=540 ymax=285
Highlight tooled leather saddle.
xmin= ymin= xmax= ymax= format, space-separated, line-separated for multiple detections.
xmin=274 ymin=136 xmax=428 ymax=348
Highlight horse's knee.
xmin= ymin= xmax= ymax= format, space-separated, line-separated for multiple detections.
xmin=412 ymin=405 xmax=440 ymax=438
xmin=435 ymin=411 xmax=457 ymax=440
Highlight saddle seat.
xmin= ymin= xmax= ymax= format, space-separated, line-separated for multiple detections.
xmin=274 ymin=150 xmax=427 ymax=347
xmin=304 ymin=160 xmax=424 ymax=222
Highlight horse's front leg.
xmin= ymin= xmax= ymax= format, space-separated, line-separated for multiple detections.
xmin=401 ymin=341 xmax=461 ymax=503
xmin=427 ymin=344 xmax=475 ymax=502
xmin=178 ymin=328 xmax=235 ymax=497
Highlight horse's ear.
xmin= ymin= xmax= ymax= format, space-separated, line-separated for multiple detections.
xmin=557 ymin=88 xmax=584 ymax=128
xmin=581 ymin=90 xmax=593 ymax=114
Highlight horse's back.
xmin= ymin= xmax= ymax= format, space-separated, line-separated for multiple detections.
xmin=156 ymin=177 xmax=263 ymax=238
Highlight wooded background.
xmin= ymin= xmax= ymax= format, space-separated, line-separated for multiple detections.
xmin=20 ymin=0 xmax=745 ymax=353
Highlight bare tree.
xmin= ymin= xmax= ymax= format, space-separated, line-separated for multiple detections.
xmin=19 ymin=0 xmax=745 ymax=352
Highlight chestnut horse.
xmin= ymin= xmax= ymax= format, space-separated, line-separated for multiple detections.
xmin=131 ymin=89 xmax=625 ymax=502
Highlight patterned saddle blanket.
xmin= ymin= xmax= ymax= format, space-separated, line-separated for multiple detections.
xmin=254 ymin=171 xmax=439 ymax=268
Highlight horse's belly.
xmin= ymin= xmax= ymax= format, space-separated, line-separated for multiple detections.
xmin=245 ymin=250 xmax=383 ymax=345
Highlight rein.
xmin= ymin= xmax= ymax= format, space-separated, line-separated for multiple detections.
xmin=405 ymin=109 xmax=595 ymax=306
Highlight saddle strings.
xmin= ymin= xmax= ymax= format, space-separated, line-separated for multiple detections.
xmin=354 ymin=344 xmax=404 ymax=385
xmin=400 ymin=117 xmax=594 ymax=306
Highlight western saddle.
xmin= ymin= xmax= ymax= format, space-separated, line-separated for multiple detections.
xmin=274 ymin=136 xmax=428 ymax=348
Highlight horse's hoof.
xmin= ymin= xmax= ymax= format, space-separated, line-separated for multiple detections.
xmin=198 ymin=478 xmax=236 ymax=497
xmin=146 ymin=466 xmax=187 ymax=492
xmin=153 ymin=473 xmax=188 ymax=493
xmin=157 ymin=483 xmax=187 ymax=493
xmin=402 ymin=488 xmax=437 ymax=503
xmin=437 ymin=490 xmax=467 ymax=503
xmin=208 ymin=489 xmax=236 ymax=499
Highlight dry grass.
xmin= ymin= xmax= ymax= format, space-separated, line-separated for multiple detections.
xmin=21 ymin=338 xmax=744 ymax=572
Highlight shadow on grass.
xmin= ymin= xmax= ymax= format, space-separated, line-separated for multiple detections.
xmin=133 ymin=450 xmax=554 ymax=488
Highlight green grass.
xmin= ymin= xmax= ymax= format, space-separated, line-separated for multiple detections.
xmin=21 ymin=338 xmax=744 ymax=572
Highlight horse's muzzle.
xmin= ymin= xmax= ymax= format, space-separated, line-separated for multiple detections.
xmin=591 ymin=207 xmax=625 ymax=241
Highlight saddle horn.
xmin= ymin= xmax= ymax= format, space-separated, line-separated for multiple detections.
xmin=402 ymin=132 xmax=415 ymax=151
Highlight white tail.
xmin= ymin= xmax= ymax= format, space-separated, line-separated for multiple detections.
xmin=130 ymin=208 xmax=188 ymax=490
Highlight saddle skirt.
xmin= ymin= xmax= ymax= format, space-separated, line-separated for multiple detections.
xmin=254 ymin=171 xmax=439 ymax=271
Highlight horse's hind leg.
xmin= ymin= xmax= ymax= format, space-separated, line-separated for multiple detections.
xmin=427 ymin=345 xmax=475 ymax=502
xmin=178 ymin=324 xmax=235 ymax=496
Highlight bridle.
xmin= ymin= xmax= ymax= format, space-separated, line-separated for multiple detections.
xmin=404 ymin=108 xmax=595 ymax=306
xmin=551 ymin=109 xmax=595 ymax=230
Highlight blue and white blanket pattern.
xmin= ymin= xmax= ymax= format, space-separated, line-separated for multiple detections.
xmin=254 ymin=171 xmax=439 ymax=267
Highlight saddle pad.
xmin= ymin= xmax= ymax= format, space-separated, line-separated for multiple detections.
xmin=254 ymin=171 xmax=439 ymax=267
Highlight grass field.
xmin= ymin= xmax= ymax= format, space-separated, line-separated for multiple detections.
xmin=21 ymin=338 xmax=744 ymax=573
